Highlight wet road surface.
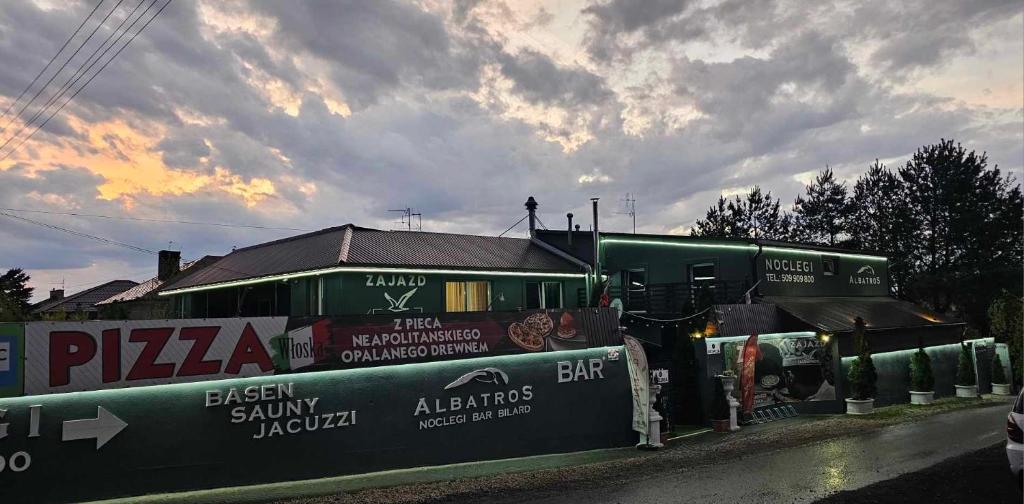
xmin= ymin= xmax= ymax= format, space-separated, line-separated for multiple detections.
xmin=502 ymin=405 xmax=1009 ymax=504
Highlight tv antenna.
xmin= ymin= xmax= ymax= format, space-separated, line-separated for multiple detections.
xmin=389 ymin=207 xmax=422 ymax=231
xmin=617 ymin=193 xmax=636 ymax=233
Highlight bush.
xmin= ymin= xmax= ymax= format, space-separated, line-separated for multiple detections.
xmin=910 ymin=347 xmax=934 ymax=392
xmin=848 ymin=317 xmax=877 ymax=401
xmin=956 ymin=343 xmax=976 ymax=386
xmin=992 ymin=353 xmax=1008 ymax=385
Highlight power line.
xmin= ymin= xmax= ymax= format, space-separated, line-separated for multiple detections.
xmin=0 ymin=210 xmax=156 ymax=255
xmin=0 ymin=0 xmax=174 ymax=162
xmin=0 ymin=0 xmax=150 ymax=152
xmin=0 ymin=207 xmax=314 ymax=232
xmin=0 ymin=0 xmax=107 ymax=133
xmin=0 ymin=0 xmax=126 ymax=143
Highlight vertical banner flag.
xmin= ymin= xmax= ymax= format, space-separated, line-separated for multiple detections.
xmin=623 ymin=335 xmax=649 ymax=436
xmin=740 ymin=332 xmax=761 ymax=415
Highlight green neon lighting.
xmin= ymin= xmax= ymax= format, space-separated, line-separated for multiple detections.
xmin=160 ymin=266 xmax=587 ymax=296
xmin=600 ymin=237 xmax=755 ymax=252
xmin=759 ymin=246 xmax=886 ymax=262
xmin=709 ymin=331 xmax=817 ymax=343
xmin=838 ymin=338 xmax=994 ymax=364
xmin=600 ymin=237 xmax=886 ymax=262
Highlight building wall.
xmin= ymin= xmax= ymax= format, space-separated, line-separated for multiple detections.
xmin=600 ymin=238 xmax=755 ymax=288
xmin=175 ymin=270 xmax=587 ymax=317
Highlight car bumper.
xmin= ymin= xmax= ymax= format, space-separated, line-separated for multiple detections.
xmin=1008 ymin=440 xmax=1024 ymax=477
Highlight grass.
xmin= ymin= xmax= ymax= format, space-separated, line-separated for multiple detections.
xmin=851 ymin=395 xmax=1008 ymax=421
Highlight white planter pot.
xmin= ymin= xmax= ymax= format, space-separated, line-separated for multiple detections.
xmin=955 ymin=384 xmax=979 ymax=398
xmin=845 ymin=398 xmax=874 ymax=415
xmin=909 ymin=390 xmax=934 ymax=405
xmin=992 ymin=383 xmax=1012 ymax=396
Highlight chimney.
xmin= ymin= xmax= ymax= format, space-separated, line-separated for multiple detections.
xmin=575 ymin=224 xmax=581 ymax=231
xmin=566 ymin=213 xmax=574 ymax=246
xmin=525 ymin=196 xmax=539 ymax=237
xmin=591 ymin=198 xmax=600 ymax=282
xmin=49 ymin=288 xmax=64 ymax=301
xmin=158 ymin=250 xmax=181 ymax=281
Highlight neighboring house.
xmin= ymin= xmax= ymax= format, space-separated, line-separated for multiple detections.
xmin=31 ymin=280 xmax=138 ymax=320
xmin=95 ymin=251 xmax=221 ymax=320
xmin=159 ymin=224 xmax=590 ymax=318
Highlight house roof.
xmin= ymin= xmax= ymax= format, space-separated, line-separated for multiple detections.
xmin=762 ymin=296 xmax=962 ymax=333
xmin=711 ymin=304 xmax=785 ymax=337
xmin=161 ymin=225 xmax=585 ymax=293
xmin=32 ymin=280 xmax=139 ymax=314
xmin=97 ymin=255 xmax=221 ymax=305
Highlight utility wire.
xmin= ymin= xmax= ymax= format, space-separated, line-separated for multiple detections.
xmin=0 ymin=210 xmax=156 ymax=255
xmin=1 ymin=0 xmax=150 ymax=152
xmin=0 ymin=0 xmax=107 ymax=132
xmin=0 ymin=0 xmax=174 ymax=161
xmin=0 ymin=207 xmax=314 ymax=232
xmin=497 ymin=215 xmax=528 ymax=237
xmin=0 ymin=0 xmax=126 ymax=144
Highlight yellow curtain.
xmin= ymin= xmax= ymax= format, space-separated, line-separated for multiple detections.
xmin=465 ymin=281 xmax=490 ymax=311
xmin=445 ymin=282 xmax=467 ymax=312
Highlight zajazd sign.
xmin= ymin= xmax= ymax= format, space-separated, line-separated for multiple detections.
xmin=24 ymin=318 xmax=288 ymax=395
xmin=0 ymin=347 xmax=633 ymax=503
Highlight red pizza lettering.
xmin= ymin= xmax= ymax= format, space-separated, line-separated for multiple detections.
xmin=126 ymin=328 xmax=175 ymax=380
xmin=49 ymin=331 xmax=97 ymax=387
xmin=177 ymin=326 xmax=222 ymax=376
xmin=224 ymin=323 xmax=272 ymax=374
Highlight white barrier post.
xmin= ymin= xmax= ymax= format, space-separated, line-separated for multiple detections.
xmin=646 ymin=384 xmax=664 ymax=448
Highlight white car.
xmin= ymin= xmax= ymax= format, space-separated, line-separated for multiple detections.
xmin=1008 ymin=390 xmax=1023 ymax=488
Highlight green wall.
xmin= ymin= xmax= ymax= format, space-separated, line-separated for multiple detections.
xmin=600 ymin=239 xmax=755 ymax=287
xmin=0 ymin=347 xmax=633 ymax=503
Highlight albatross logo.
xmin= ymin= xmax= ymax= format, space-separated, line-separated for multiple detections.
xmin=370 ymin=287 xmax=423 ymax=314
xmin=444 ymin=367 xmax=509 ymax=390
xmin=850 ymin=265 xmax=881 ymax=286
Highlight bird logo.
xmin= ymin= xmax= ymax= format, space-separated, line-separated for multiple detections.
xmin=384 ymin=288 xmax=418 ymax=312
xmin=444 ymin=368 xmax=510 ymax=390
xmin=856 ymin=265 xmax=876 ymax=275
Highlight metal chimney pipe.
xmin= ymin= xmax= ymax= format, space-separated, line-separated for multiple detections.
xmin=525 ymin=196 xmax=538 ymax=237
xmin=566 ymin=213 xmax=574 ymax=246
xmin=591 ymin=198 xmax=600 ymax=298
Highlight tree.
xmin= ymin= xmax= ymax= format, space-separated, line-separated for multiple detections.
xmin=792 ymin=167 xmax=849 ymax=246
xmin=847 ymin=317 xmax=876 ymax=400
xmin=909 ymin=345 xmax=934 ymax=392
xmin=0 ymin=268 xmax=33 ymax=321
xmin=989 ymin=291 xmax=1023 ymax=390
xmin=992 ymin=353 xmax=1008 ymax=385
xmin=847 ymin=161 xmax=915 ymax=296
xmin=956 ymin=343 xmax=976 ymax=387
xmin=691 ymin=187 xmax=792 ymax=240
xmin=899 ymin=139 xmax=1023 ymax=321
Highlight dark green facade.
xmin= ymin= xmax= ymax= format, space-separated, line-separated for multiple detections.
xmin=174 ymin=270 xmax=588 ymax=318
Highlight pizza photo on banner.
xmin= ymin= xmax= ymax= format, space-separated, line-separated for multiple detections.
xmin=276 ymin=308 xmax=621 ymax=372
xmin=728 ymin=333 xmax=835 ymax=413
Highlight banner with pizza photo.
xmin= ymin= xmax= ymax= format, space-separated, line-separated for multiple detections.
xmin=277 ymin=308 xmax=622 ymax=372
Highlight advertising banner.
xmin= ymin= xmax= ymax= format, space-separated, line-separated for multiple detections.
xmin=277 ymin=308 xmax=620 ymax=372
xmin=24 ymin=318 xmax=288 ymax=396
xmin=727 ymin=334 xmax=835 ymax=411
xmin=622 ymin=336 xmax=648 ymax=436
xmin=0 ymin=347 xmax=633 ymax=503
xmin=0 ymin=323 xmax=24 ymax=397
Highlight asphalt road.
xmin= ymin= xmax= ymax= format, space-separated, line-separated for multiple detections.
xmin=489 ymin=404 xmax=1011 ymax=504
xmin=815 ymin=443 xmax=1018 ymax=503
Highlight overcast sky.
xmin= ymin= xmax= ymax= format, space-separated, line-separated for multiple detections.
xmin=0 ymin=0 xmax=1021 ymax=302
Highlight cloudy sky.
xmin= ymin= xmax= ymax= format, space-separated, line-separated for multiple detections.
xmin=0 ymin=0 xmax=1021 ymax=302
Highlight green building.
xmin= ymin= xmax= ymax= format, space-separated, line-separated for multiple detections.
xmin=159 ymin=225 xmax=591 ymax=317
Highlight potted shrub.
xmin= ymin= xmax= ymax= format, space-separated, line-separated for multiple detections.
xmin=992 ymin=353 xmax=1011 ymax=395
xmin=846 ymin=318 xmax=877 ymax=414
xmin=955 ymin=343 xmax=979 ymax=398
xmin=909 ymin=345 xmax=935 ymax=405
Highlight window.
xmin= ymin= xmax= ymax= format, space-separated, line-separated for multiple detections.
xmin=691 ymin=262 xmax=716 ymax=283
xmin=823 ymin=256 xmax=839 ymax=276
xmin=446 ymin=281 xmax=490 ymax=312
xmin=525 ymin=281 xmax=563 ymax=309
xmin=624 ymin=268 xmax=647 ymax=294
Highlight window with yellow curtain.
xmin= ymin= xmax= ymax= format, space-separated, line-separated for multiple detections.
xmin=445 ymin=281 xmax=490 ymax=312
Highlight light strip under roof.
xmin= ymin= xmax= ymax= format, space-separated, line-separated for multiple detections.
xmin=601 ymin=237 xmax=887 ymax=261
xmin=159 ymin=266 xmax=587 ymax=296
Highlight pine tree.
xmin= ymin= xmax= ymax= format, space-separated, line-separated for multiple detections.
xmin=792 ymin=167 xmax=849 ymax=246
xmin=847 ymin=161 xmax=915 ymax=296
xmin=0 ymin=269 xmax=33 ymax=321
xmin=992 ymin=353 xmax=1008 ymax=385
xmin=956 ymin=343 xmax=976 ymax=387
xmin=910 ymin=346 xmax=934 ymax=392
xmin=691 ymin=187 xmax=792 ymax=240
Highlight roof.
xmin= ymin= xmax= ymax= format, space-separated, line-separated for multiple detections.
xmin=762 ymin=296 xmax=962 ymax=333
xmin=162 ymin=225 xmax=585 ymax=292
xmin=596 ymin=232 xmax=886 ymax=258
xmin=97 ymin=256 xmax=221 ymax=305
xmin=32 ymin=280 xmax=139 ymax=314
xmin=711 ymin=304 xmax=785 ymax=336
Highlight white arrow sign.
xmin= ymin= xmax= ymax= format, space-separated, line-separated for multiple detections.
xmin=62 ymin=406 xmax=127 ymax=450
